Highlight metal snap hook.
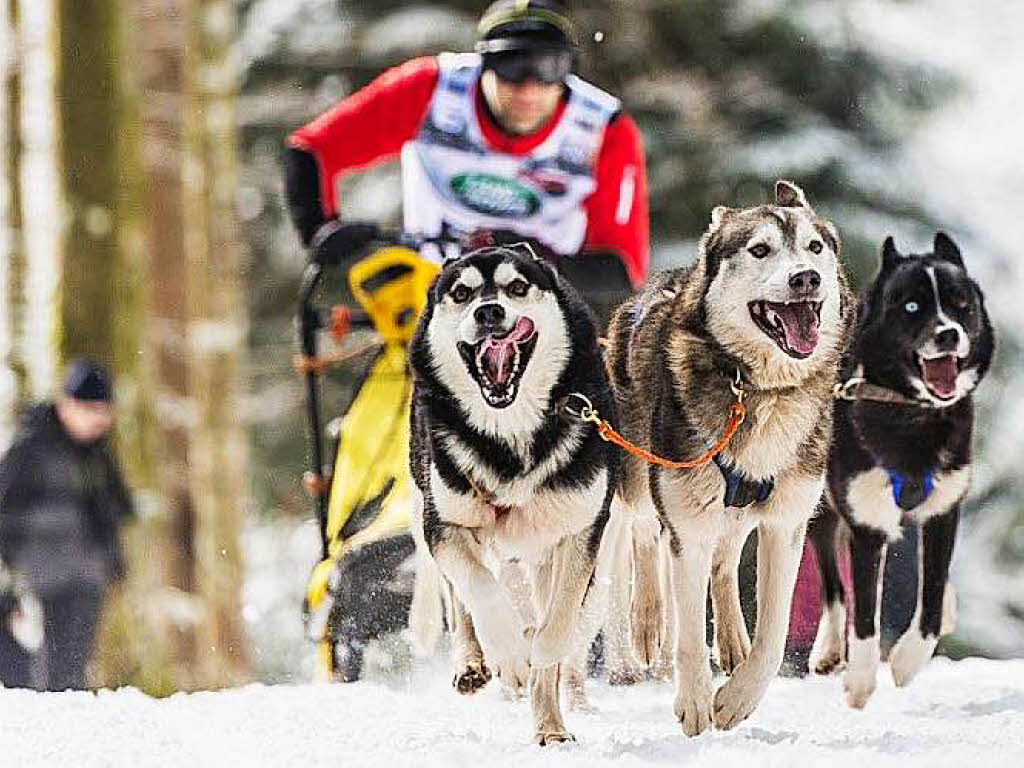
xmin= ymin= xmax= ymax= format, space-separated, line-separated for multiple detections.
xmin=562 ymin=392 xmax=600 ymax=424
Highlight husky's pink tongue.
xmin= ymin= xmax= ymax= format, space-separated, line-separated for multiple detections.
xmin=481 ymin=317 xmax=535 ymax=385
xmin=776 ymin=302 xmax=819 ymax=356
xmin=921 ymin=355 xmax=958 ymax=399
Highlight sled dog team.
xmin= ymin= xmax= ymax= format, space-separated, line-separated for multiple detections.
xmin=407 ymin=181 xmax=993 ymax=744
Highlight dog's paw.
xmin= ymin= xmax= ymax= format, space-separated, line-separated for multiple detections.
xmin=808 ymin=602 xmax=846 ymax=675
xmin=843 ymin=636 xmax=880 ymax=709
xmin=452 ymin=661 xmax=492 ymax=695
xmin=843 ymin=671 xmax=876 ymax=709
xmin=810 ymin=645 xmax=844 ymax=676
xmin=493 ymin=651 xmax=531 ymax=698
xmin=565 ymin=666 xmax=595 ymax=711
xmin=567 ymin=682 xmax=596 ymax=712
xmin=713 ymin=622 xmax=750 ymax=676
xmin=889 ymin=630 xmax=937 ymax=688
xmin=648 ymin=653 xmax=674 ymax=682
xmin=712 ymin=664 xmax=769 ymax=731
xmin=536 ymin=730 xmax=576 ymax=747
xmin=607 ymin=664 xmax=644 ymax=686
xmin=674 ymin=676 xmax=714 ymax=736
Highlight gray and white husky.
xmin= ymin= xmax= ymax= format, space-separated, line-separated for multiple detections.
xmin=408 ymin=243 xmax=619 ymax=745
xmin=605 ymin=181 xmax=854 ymax=734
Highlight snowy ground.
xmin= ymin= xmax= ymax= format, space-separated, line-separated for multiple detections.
xmin=3 ymin=658 xmax=1023 ymax=766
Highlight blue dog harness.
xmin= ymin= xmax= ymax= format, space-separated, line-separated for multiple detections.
xmin=887 ymin=469 xmax=935 ymax=511
xmin=714 ymin=454 xmax=774 ymax=508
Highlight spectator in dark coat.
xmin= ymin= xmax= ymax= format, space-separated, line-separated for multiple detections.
xmin=0 ymin=359 xmax=134 ymax=690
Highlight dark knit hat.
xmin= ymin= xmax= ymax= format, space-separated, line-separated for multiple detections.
xmin=475 ymin=0 xmax=575 ymax=54
xmin=62 ymin=359 xmax=112 ymax=403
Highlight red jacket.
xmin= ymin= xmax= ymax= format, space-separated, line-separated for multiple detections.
xmin=287 ymin=56 xmax=649 ymax=287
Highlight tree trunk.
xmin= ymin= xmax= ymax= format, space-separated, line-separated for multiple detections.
xmin=0 ymin=0 xmax=20 ymax=445
xmin=15 ymin=0 xmax=60 ymax=401
xmin=1 ymin=0 xmax=57 ymax=439
xmin=181 ymin=0 xmax=251 ymax=687
xmin=57 ymin=0 xmax=121 ymax=367
xmin=131 ymin=0 xmax=250 ymax=690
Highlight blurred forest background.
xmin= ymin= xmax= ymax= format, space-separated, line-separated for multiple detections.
xmin=0 ymin=0 xmax=1021 ymax=693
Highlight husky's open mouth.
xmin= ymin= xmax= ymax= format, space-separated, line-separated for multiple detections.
xmin=917 ymin=353 xmax=960 ymax=401
xmin=749 ymin=300 xmax=823 ymax=359
xmin=458 ymin=316 xmax=538 ymax=408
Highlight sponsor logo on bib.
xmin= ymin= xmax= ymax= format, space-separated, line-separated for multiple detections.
xmin=450 ymin=173 xmax=540 ymax=218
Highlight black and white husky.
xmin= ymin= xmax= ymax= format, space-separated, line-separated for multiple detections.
xmin=807 ymin=233 xmax=994 ymax=708
xmin=408 ymin=244 xmax=618 ymax=745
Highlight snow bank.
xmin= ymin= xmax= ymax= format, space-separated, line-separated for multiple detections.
xmin=2 ymin=658 xmax=1022 ymax=766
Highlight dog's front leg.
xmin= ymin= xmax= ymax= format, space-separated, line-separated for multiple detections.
xmin=649 ymin=533 xmax=675 ymax=681
xmin=710 ymin=516 xmax=756 ymax=675
xmin=430 ymin=525 xmax=531 ymax=696
xmin=668 ymin=523 xmax=717 ymax=736
xmin=890 ymin=505 xmax=959 ymax=687
xmin=532 ymin=527 xmax=599 ymax=669
xmin=450 ymin=596 xmax=491 ymax=694
xmin=631 ymin=511 xmax=663 ymax=669
xmin=529 ymin=527 xmax=599 ymax=745
xmin=842 ymin=523 xmax=887 ymax=708
xmin=713 ymin=511 xmax=807 ymax=729
xmin=807 ymin=501 xmax=847 ymax=675
xmin=602 ymin=503 xmax=643 ymax=684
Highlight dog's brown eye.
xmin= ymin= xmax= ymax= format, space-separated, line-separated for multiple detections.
xmin=748 ymin=244 xmax=770 ymax=259
xmin=506 ymin=279 xmax=529 ymax=298
xmin=451 ymin=285 xmax=473 ymax=304
xmin=808 ymin=240 xmax=823 ymax=254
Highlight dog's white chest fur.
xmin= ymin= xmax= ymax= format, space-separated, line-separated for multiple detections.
xmin=430 ymin=461 xmax=606 ymax=563
xmin=728 ymin=388 xmax=822 ymax=480
xmin=845 ymin=466 xmax=970 ymax=539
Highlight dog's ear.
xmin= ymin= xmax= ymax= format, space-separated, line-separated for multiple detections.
xmin=880 ymin=236 xmax=903 ymax=273
xmin=775 ymin=180 xmax=811 ymax=209
xmin=818 ymin=220 xmax=841 ymax=255
xmin=508 ymin=241 xmax=542 ymax=263
xmin=710 ymin=206 xmax=735 ymax=230
xmin=933 ymin=231 xmax=965 ymax=269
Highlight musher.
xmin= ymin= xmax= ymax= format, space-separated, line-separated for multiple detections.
xmin=283 ymin=0 xmax=649 ymax=298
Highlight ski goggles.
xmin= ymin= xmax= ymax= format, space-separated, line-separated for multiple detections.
xmin=484 ymin=50 xmax=572 ymax=85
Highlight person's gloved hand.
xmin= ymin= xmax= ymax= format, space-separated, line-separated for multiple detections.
xmin=1 ymin=565 xmax=44 ymax=652
xmin=310 ymin=220 xmax=381 ymax=267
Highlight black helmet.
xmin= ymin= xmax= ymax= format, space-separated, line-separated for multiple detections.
xmin=475 ymin=0 xmax=576 ymax=54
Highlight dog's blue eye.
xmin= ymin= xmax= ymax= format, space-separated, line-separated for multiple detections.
xmin=506 ymin=279 xmax=529 ymax=298
xmin=748 ymin=244 xmax=770 ymax=259
xmin=905 ymin=301 xmax=919 ymax=313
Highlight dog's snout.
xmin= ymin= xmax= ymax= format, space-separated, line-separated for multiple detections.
xmin=474 ymin=302 xmax=506 ymax=328
xmin=788 ymin=269 xmax=821 ymax=293
xmin=935 ymin=327 xmax=960 ymax=352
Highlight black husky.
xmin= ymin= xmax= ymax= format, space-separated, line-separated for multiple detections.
xmin=808 ymin=233 xmax=994 ymax=708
